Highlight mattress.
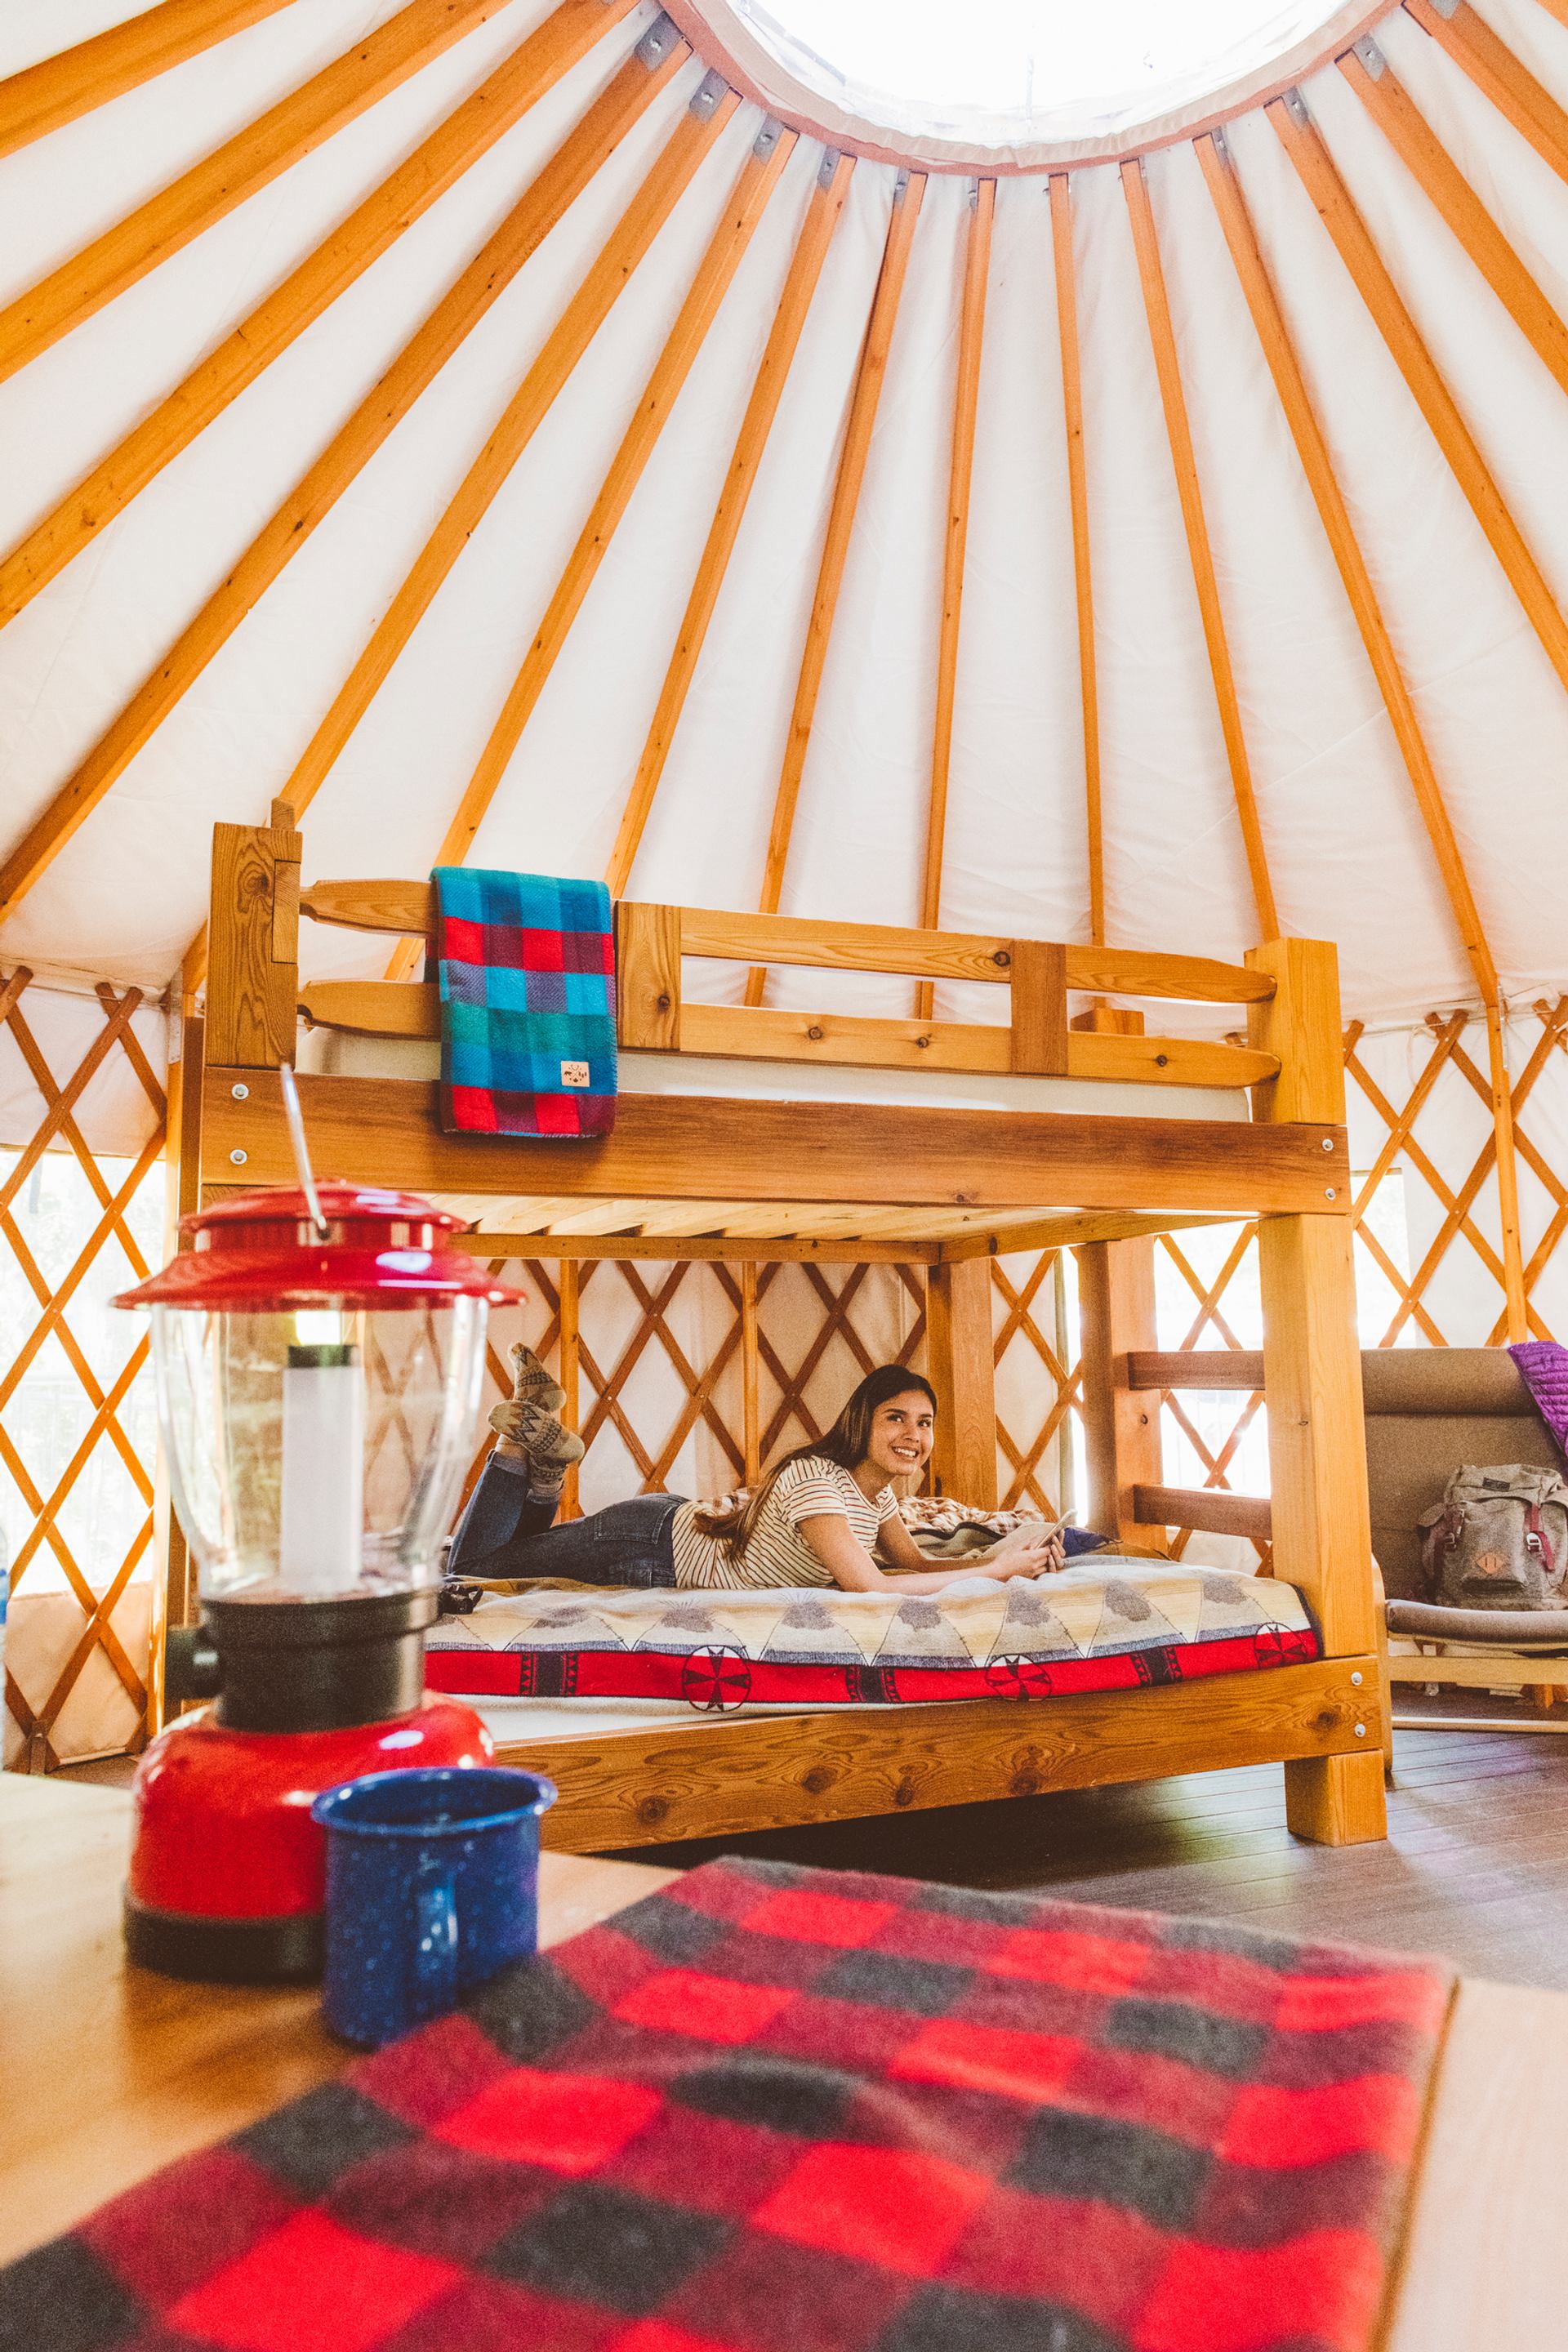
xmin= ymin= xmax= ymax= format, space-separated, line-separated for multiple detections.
xmin=298 ymin=1028 xmax=1243 ymax=1124
xmin=428 ymin=1557 xmax=1319 ymax=1712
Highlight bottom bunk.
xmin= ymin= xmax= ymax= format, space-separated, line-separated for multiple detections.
xmin=423 ymin=1558 xmax=1379 ymax=1852
xmin=474 ymin=1656 xmax=1379 ymax=1851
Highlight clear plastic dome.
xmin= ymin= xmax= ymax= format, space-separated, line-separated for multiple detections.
xmin=151 ymin=1298 xmax=488 ymax=1602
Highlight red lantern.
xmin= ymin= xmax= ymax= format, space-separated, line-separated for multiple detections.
xmin=115 ymin=1182 xmax=522 ymax=1983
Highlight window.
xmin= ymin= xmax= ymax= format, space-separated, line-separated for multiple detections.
xmin=735 ymin=0 xmax=1352 ymax=145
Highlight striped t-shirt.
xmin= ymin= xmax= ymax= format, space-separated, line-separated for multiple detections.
xmin=670 ymin=1458 xmax=898 ymax=1590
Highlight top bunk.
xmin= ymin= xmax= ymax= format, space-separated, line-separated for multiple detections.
xmin=194 ymin=812 xmax=1352 ymax=1251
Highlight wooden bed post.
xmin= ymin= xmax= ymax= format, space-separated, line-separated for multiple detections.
xmin=1249 ymin=936 xmax=1386 ymax=1845
xmin=206 ymin=803 xmax=301 ymax=1071
xmin=926 ymin=1257 xmax=997 ymax=1508
xmin=1078 ymin=1234 xmax=1164 ymax=1549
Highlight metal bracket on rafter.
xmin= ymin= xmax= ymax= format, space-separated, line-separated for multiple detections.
xmin=1351 ymin=35 xmax=1387 ymax=77
xmin=1424 ymin=0 xmax=1459 ymax=17
xmin=1211 ymin=122 xmax=1232 ymax=162
xmin=968 ymin=177 xmax=981 ymax=210
xmin=689 ymin=68 xmax=728 ymax=120
xmin=754 ymin=117 xmax=784 ymax=158
xmin=635 ymin=12 xmax=678 ymax=69
xmin=818 ymin=146 xmax=843 ymax=188
xmin=1281 ymin=86 xmax=1312 ymax=127
xmin=893 ymin=167 xmax=911 ymax=206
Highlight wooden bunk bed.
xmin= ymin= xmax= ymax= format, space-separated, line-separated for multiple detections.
xmin=167 ymin=808 xmax=1387 ymax=1853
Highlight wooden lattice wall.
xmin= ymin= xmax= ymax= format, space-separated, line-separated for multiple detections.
xmin=7 ymin=997 xmax=1568 ymax=1764
xmin=0 ymin=971 xmax=165 ymax=1770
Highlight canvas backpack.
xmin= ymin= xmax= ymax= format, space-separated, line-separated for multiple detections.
xmin=1419 ymin=1463 xmax=1568 ymax=1610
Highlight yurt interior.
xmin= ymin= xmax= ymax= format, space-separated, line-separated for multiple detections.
xmin=11 ymin=0 xmax=1568 ymax=2341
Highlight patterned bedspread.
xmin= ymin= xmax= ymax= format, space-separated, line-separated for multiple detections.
xmin=425 ymin=1559 xmax=1320 ymax=1710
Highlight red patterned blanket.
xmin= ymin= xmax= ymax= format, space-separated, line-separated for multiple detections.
xmin=0 ymin=1858 xmax=1450 ymax=2352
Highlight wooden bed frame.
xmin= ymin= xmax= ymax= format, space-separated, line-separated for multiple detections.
xmin=165 ymin=807 xmax=1387 ymax=1851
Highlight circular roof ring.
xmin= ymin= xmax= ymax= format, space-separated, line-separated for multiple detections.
xmin=664 ymin=0 xmax=1396 ymax=167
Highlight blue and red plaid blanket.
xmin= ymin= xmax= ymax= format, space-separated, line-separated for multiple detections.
xmin=0 ymin=1859 xmax=1450 ymax=2352
xmin=431 ymin=868 xmax=617 ymax=1138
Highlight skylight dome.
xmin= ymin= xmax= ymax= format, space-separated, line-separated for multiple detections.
xmin=715 ymin=0 xmax=1371 ymax=158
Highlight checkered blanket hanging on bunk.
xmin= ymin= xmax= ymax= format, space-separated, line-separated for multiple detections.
xmin=430 ymin=866 xmax=617 ymax=1137
xmin=0 ymin=1859 xmax=1451 ymax=2352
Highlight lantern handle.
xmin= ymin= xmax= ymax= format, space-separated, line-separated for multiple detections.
xmin=278 ymin=1063 xmax=329 ymax=1241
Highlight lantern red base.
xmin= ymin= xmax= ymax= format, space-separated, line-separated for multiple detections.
xmin=125 ymin=1696 xmax=493 ymax=1983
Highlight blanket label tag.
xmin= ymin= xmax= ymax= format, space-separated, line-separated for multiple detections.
xmin=560 ymin=1060 xmax=590 ymax=1089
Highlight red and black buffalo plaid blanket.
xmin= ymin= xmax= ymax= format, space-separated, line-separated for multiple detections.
xmin=0 ymin=1860 xmax=1451 ymax=2352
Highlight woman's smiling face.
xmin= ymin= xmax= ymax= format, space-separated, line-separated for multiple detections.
xmin=862 ymin=1390 xmax=935 ymax=1481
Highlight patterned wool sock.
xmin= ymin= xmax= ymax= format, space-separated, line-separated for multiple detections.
xmin=507 ymin=1341 xmax=566 ymax=1414
xmin=488 ymin=1396 xmax=585 ymax=1472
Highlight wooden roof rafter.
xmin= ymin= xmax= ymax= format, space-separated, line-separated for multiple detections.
xmin=1268 ymin=84 xmax=1568 ymax=697
xmin=1404 ymin=0 xmax=1568 ymax=186
xmin=0 ymin=17 xmax=692 ymax=935
xmin=0 ymin=0 xmax=516 ymax=387
xmin=0 ymin=0 xmax=642 ymax=630
xmin=1195 ymin=124 xmax=1497 ymax=1004
xmin=0 ymin=0 xmax=299 ymax=164
xmin=606 ymin=145 xmax=856 ymax=895
xmin=1048 ymin=172 xmax=1104 ymax=951
xmin=277 ymin=58 xmax=746 ymax=849
xmin=1121 ymin=152 xmax=1281 ymax=942
xmin=1341 ymin=38 xmax=1568 ymax=403
xmin=407 ymin=94 xmax=796 ymax=932
xmin=746 ymin=166 xmax=926 ymax=1004
xmin=1198 ymin=111 xmax=1530 ymax=1339
xmin=915 ymin=175 xmax=996 ymax=1021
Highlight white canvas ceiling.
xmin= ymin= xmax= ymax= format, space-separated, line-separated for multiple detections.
xmin=2 ymin=0 xmax=1568 ymax=1027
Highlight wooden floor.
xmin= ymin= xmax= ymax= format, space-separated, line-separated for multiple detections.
xmin=633 ymin=1729 xmax=1568 ymax=1991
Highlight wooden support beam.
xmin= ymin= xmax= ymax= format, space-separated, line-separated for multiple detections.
xmin=1008 ymin=939 xmax=1068 ymax=1076
xmin=0 ymin=0 xmax=298 ymax=163
xmin=746 ymin=169 xmax=925 ymax=1003
xmin=1268 ymin=87 xmax=1568 ymax=699
xmin=1342 ymin=43 xmax=1568 ymax=404
xmin=205 ymin=815 xmax=301 ymax=1069
xmin=207 ymin=1068 xmax=1351 ymax=1216
xmin=1247 ymin=935 xmax=1384 ymax=1845
xmin=916 ymin=177 xmax=995 ymax=1022
xmin=615 ymin=902 xmax=683 ymax=1049
xmin=608 ymin=149 xmax=853 ymax=895
xmin=0 ymin=0 xmax=639 ymax=628
xmin=289 ymin=56 xmax=732 ymax=852
xmin=1133 ymin=1484 xmax=1272 ymax=1542
xmin=1405 ymin=0 xmax=1568 ymax=188
xmin=479 ymin=1229 xmax=940 ymax=1263
xmin=740 ymin=1260 xmax=760 ymax=1481
xmin=1486 ymin=999 xmax=1529 ymax=1343
xmin=1121 ymin=155 xmax=1279 ymax=940
xmin=938 ymin=1210 xmax=1236 ymax=1262
xmin=559 ymin=1257 xmax=581 ymax=1518
xmin=1196 ymin=124 xmax=1499 ymax=1007
xmin=1127 ymin=1349 xmax=1265 ymax=1391
xmin=430 ymin=106 xmax=791 ymax=886
xmin=1077 ymin=1234 xmax=1164 ymax=1550
xmin=1049 ymin=172 xmax=1103 ymax=948
xmin=0 ymin=0 xmax=511 ymax=385
xmin=925 ymin=1256 xmax=997 ymax=1508
xmin=0 ymin=28 xmax=687 ymax=929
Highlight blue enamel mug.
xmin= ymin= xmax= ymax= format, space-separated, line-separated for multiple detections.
xmin=311 ymin=1766 xmax=557 ymax=2047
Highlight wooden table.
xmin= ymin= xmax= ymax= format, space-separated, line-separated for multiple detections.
xmin=0 ymin=1777 xmax=674 ymax=2266
xmin=1 ymin=1780 xmax=1562 ymax=2349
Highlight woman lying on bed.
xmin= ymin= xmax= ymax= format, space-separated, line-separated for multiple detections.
xmin=445 ymin=1355 xmax=1061 ymax=1596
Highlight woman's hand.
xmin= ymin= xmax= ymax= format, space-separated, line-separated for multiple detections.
xmin=973 ymin=1540 xmax=1059 ymax=1582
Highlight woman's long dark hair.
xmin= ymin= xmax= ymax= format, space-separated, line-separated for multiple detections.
xmin=690 ymin=1365 xmax=938 ymax=1548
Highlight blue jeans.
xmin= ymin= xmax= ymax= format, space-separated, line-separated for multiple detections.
xmin=447 ymin=1455 xmax=681 ymax=1588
